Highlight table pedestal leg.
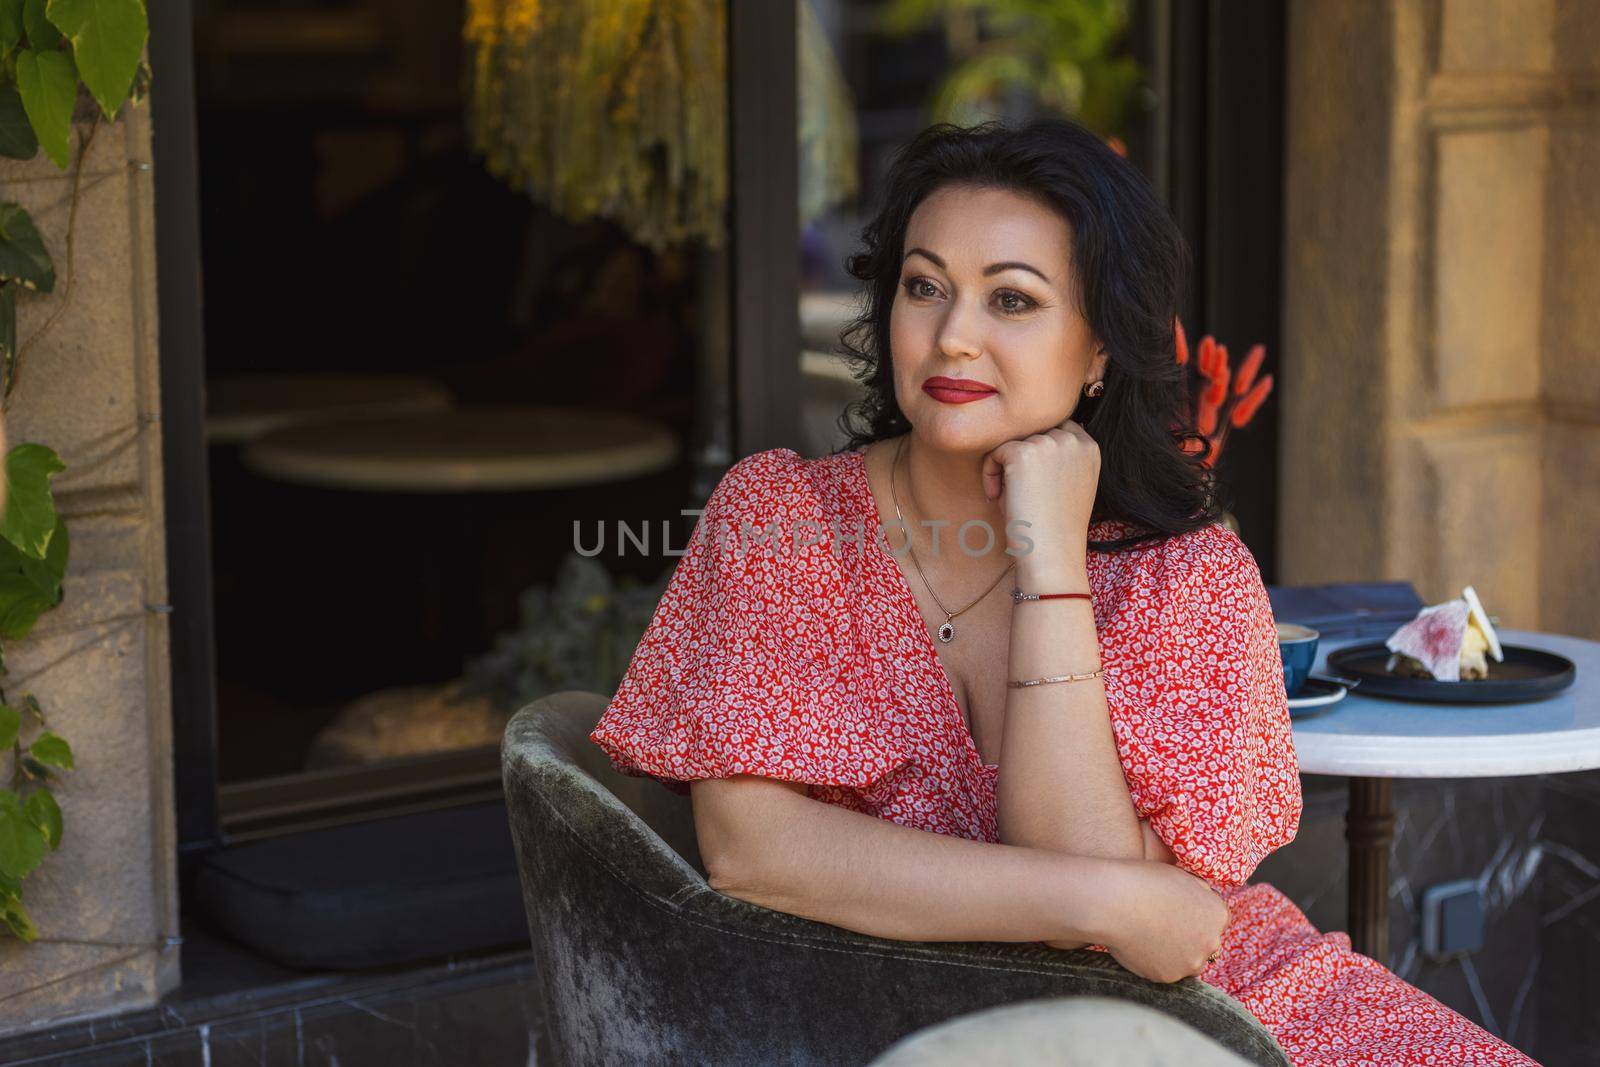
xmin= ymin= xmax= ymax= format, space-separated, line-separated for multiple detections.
xmin=1346 ymin=777 xmax=1394 ymax=963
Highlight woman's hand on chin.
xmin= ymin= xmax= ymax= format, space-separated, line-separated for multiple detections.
xmin=981 ymin=418 xmax=1100 ymax=585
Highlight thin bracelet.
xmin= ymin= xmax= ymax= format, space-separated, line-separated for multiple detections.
xmin=1011 ymin=588 xmax=1092 ymax=604
xmin=1007 ymin=668 xmax=1105 ymax=688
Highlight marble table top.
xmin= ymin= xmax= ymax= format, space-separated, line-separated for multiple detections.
xmin=206 ymin=373 xmax=455 ymax=445
xmin=1291 ymin=629 xmax=1600 ymax=779
xmin=241 ymin=404 xmax=679 ymax=492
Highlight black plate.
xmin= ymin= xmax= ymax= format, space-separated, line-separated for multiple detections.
xmin=1326 ymin=642 xmax=1576 ymax=704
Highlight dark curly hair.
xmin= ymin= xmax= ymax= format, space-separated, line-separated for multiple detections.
xmin=831 ymin=118 xmax=1227 ymax=554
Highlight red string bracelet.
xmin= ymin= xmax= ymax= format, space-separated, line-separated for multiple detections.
xmin=1010 ymin=589 xmax=1092 ymax=603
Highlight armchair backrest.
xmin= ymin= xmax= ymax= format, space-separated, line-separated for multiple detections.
xmin=502 ymin=691 xmax=1290 ymax=1067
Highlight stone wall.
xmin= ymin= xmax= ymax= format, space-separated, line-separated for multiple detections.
xmin=0 ymin=99 xmax=179 ymax=1032
xmin=1281 ymin=0 xmax=1600 ymax=639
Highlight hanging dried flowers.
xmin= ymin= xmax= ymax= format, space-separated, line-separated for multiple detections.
xmin=464 ymin=0 xmax=859 ymax=252
xmin=464 ymin=0 xmax=730 ymax=251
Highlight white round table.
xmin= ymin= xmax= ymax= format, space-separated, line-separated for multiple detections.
xmin=206 ymin=372 xmax=456 ymax=445
xmin=240 ymin=405 xmax=679 ymax=492
xmin=1291 ymin=628 xmax=1600 ymax=961
xmin=234 ymin=404 xmax=681 ymax=678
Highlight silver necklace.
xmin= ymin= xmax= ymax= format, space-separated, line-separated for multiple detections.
xmin=889 ymin=436 xmax=1015 ymax=644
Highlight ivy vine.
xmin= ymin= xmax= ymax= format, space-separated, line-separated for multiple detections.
xmin=0 ymin=0 xmax=148 ymax=941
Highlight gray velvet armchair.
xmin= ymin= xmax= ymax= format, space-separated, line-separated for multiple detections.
xmin=501 ymin=691 xmax=1291 ymax=1067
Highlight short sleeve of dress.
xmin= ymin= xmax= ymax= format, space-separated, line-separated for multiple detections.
xmin=587 ymin=448 xmax=909 ymax=797
xmin=1109 ymin=524 xmax=1302 ymax=887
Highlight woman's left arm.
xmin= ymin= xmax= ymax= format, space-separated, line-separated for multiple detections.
xmin=986 ymin=421 xmax=1146 ymax=860
xmin=995 ymin=561 xmax=1145 ymax=860
xmin=987 ymin=420 xmax=1299 ymax=882
xmin=998 ymin=539 xmax=1300 ymax=883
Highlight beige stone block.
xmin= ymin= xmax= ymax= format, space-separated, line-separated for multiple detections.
xmin=1430 ymin=126 xmax=1547 ymax=411
xmin=4 ymin=530 xmax=165 ymax=945
xmin=1279 ymin=1 xmax=1399 ymax=585
xmin=1541 ymin=124 xmax=1600 ymax=408
xmin=1 ymin=118 xmax=150 ymax=496
xmin=1439 ymin=0 xmax=1554 ymax=73
xmin=1540 ymin=422 xmax=1600 ymax=640
xmin=0 ymin=100 xmax=177 ymax=1037
xmin=0 ymin=943 xmax=170 ymax=1033
xmin=1553 ymin=0 xmax=1600 ymax=73
xmin=1397 ymin=423 xmax=1542 ymax=627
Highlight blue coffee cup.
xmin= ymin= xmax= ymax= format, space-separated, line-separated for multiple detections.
xmin=1277 ymin=622 xmax=1319 ymax=698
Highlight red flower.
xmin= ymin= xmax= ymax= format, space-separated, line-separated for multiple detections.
xmin=1234 ymin=344 xmax=1265 ymax=397
xmin=1176 ymin=322 xmax=1273 ymax=469
xmin=1231 ymin=374 xmax=1274 ymax=427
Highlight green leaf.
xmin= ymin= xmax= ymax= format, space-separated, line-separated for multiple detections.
xmin=25 ymin=788 xmax=59 ymax=849
xmin=0 ymin=513 xmax=67 ymax=640
xmin=28 ymin=731 xmax=71 ymax=771
xmin=0 ymin=85 xmax=40 ymax=160
xmin=21 ymin=693 xmax=42 ymax=721
xmin=0 ymin=791 xmax=46 ymax=878
xmin=0 ymin=443 xmax=65 ymax=558
xmin=0 ymin=703 xmax=19 ymax=748
xmin=21 ymin=0 xmax=58 ymax=48
xmin=0 ymin=204 xmax=56 ymax=292
xmin=46 ymin=0 xmax=145 ymax=121
xmin=14 ymin=47 xmax=76 ymax=169
xmin=1 ymin=891 xmax=38 ymax=940
xmin=0 ymin=0 xmax=23 ymax=55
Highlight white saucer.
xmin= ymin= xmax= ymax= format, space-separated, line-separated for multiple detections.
xmin=1287 ymin=677 xmax=1349 ymax=715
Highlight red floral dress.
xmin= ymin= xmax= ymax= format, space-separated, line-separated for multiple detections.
xmin=589 ymin=447 xmax=1539 ymax=1067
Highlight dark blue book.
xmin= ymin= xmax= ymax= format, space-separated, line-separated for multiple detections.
xmin=1264 ymin=580 xmax=1425 ymax=641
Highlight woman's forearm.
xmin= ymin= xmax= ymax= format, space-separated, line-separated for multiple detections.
xmin=693 ymin=775 xmax=1133 ymax=947
xmin=996 ymin=564 xmax=1144 ymax=859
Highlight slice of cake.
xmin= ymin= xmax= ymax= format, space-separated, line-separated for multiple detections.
xmin=1384 ymin=585 xmax=1504 ymax=682
xmin=1459 ymin=585 xmax=1504 ymax=678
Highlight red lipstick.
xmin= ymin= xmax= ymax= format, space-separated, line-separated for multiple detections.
xmin=922 ymin=375 xmax=998 ymax=405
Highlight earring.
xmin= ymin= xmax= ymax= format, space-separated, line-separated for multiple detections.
xmin=1084 ymin=380 xmax=1105 ymax=398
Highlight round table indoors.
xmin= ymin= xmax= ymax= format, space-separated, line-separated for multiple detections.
xmin=239 ymin=404 xmax=679 ymax=492
xmin=1291 ymin=628 xmax=1600 ymax=962
xmin=233 ymin=403 xmax=681 ymax=682
xmin=206 ymin=372 xmax=456 ymax=445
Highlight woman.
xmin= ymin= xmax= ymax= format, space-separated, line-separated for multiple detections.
xmin=589 ymin=119 xmax=1536 ymax=1066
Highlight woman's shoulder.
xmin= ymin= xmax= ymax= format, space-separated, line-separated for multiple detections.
xmin=707 ymin=447 xmax=858 ymax=524
xmin=1163 ymin=520 xmax=1261 ymax=572
xmin=1171 ymin=518 xmax=1254 ymax=575
xmin=1152 ymin=523 xmax=1268 ymax=620
xmin=694 ymin=448 xmax=863 ymax=571
xmin=1103 ymin=519 xmax=1264 ymax=595
xmin=692 ymin=449 xmax=862 ymax=611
